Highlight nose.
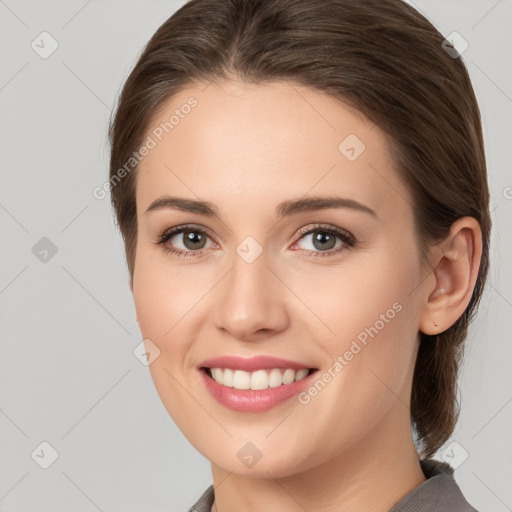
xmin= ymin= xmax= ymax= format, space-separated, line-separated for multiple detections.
xmin=212 ymin=247 xmax=290 ymax=342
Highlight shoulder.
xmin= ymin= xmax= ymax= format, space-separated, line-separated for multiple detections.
xmin=186 ymin=459 xmax=480 ymax=512
xmin=389 ymin=458 xmax=479 ymax=512
xmin=187 ymin=484 xmax=214 ymax=512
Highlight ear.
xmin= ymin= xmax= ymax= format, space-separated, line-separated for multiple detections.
xmin=419 ymin=217 xmax=483 ymax=335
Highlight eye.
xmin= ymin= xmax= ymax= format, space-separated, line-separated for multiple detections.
xmin=154 ymin=223 xmax=356 ymax=259
xmin=292 ymin=224 xmax=356 ymax=258
xmin=154 ymin=225 xmax=216 ymax=258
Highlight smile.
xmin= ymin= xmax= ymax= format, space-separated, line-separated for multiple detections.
xmin=197 ymin=355 xmax=319 ymax=412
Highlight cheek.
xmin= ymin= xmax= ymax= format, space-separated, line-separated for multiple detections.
xmin=297 ymin=247 xmax=421 ymax=410
xmin=132 ymin=256 xmax=205 ymax=431
xmin=292 ymin=248 xmax=419 ymax=349
xmin=132 ymin=251 xmax=203 ymax=343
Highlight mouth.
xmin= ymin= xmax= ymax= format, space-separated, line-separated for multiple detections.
xmin=197 ymin=356 xmax=319 ymax=412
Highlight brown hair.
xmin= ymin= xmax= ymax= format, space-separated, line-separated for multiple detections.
xmin=108 ymin=0 xmax=490 ymax=458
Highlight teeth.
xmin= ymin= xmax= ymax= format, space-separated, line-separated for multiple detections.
xmin=295 ymin=368 xmax=309 ymax=381
xmin=268 ymin=368 xmax=282 ymax=388
xmin=211 ymin=368 xmax=224 ymax=385
xmin=250 ymin=370 xmax=268 ymax=390
xmin=208 ymin=367 xmax=311 ymax=389
xmin=282 ymin=368 xmax=295 ymax=385
xmin=223 ymin=368 xmax=234 ymax=387
xmin=233 ymin=369 xmax=251 ymax=390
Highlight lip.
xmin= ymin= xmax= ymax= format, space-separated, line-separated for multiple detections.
xmin=199 ymin=368 xmax=316 ymax=412
xmin=197 ymin=356 xmax=318 ymax=412
xmin=198 ymin=355 xmax=314 ymax=372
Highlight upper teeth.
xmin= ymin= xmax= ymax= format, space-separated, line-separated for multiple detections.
xmin=209 ymin=368 xmax=310 ymax=390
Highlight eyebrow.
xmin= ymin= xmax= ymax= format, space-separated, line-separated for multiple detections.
xmin=144 ymin=195 xmax=377 ymax=218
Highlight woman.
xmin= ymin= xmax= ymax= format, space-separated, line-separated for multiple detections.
xmin=108 ymin=0 xmax=490 ymax=510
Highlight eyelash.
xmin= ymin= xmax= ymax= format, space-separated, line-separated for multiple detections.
xmin=153 ymin=223 xmax=356 ymax=259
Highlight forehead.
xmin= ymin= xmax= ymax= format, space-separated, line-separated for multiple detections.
xmin=136 ymin=79 xmax=411 ymax=222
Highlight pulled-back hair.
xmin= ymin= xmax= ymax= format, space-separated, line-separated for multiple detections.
xmin=108 ymin=0 xmax=491 ymax=458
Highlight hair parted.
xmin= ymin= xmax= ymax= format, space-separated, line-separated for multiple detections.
xmin=108 ymin=0 xmax=491 ymax=458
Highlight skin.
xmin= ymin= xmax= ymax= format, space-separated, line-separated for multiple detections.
xmin=131 ymin=79 xmax=482 ymax=512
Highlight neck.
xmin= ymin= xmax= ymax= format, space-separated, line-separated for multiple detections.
xmin=210 ymin=412 xmax=426 ymax=512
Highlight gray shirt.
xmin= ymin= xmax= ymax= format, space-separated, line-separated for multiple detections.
xmin=187 ymin=459 xmax=478 ymax=511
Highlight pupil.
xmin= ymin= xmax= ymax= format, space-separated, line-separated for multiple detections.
xmin=184 ymin=230 xmax=205 ymax=250
xmin=313 ymin=231 xmax=335 ymax=251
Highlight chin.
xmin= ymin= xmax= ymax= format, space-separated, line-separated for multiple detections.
xmin=204 ymin=441 xmax=316 ymax=479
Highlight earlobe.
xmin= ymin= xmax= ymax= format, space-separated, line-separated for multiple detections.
xmin=419 ymin=217 xmax=483 ymax=336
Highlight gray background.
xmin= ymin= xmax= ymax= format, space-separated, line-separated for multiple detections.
xmin=0 ymin=0 xmax=510 ymax=510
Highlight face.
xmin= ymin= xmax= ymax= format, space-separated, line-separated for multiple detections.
xmin=132 ymin=79 xmax=429 ymax=478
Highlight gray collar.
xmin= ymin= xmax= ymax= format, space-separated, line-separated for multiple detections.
xmin=188 ymin=458 xmax=478 ymax=512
